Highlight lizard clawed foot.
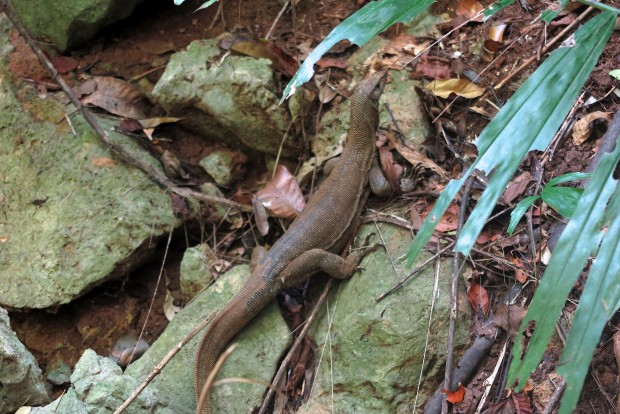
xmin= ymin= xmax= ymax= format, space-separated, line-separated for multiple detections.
xmin=353 ymin=233 xmax=385 ymax=255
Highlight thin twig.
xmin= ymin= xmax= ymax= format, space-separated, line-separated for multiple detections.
xmin=257 ymin=278 xmax=334 ymax=414
xmin=113 ymin=311 xmax=216 ymax=414
xmin=412 ymin=256 xmax=442 ymax=413
xmin=541 ymin=377 xmax=566 ymax=414
xmin=375 ymin=242 xmax=454 ymax=302
xmin=265 ymin=0 xmax=289 ymax=40
xmin=494 ymin=6 xmax=594 ymax=90
xmin=475 ymin=341 xmax=508 ymax=412
xmin=443 ymin=176 xmax=474 ymax=411
xmin=0 ymin=0 xmax=250 ymax=213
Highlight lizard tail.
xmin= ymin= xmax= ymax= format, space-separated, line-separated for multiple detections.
xmin=194 ymin=272 xmax=277 ymax=414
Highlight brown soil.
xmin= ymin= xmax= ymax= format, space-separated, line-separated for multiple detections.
xmin=6 ymin=0 xmax=620 ymax=412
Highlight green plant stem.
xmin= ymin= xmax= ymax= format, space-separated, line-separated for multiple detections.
xmin=577 ymin=0 xmax=620 ymax=14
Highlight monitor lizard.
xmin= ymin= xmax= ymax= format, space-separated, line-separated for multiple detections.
xmin=194 ymin=71 xmax=389 ymax=413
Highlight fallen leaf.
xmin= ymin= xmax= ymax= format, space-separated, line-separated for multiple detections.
xmin=77 ymin=76 xmax=151 ymax=119
xmin=476 ymin=227 xmax=501 ymax=244
xmin=378 ymin=33 xmax=431 ymax=69
xmin=254 ymin=165 xmax=305 ymax=220
xmin=386 ymin=133 xmax=448 ymax=179
xmin=316 ymin=57 xmax=348 ymax=69
xmin=456 ymin=0 xmax=484 ymax=21
xmin=501 ymin=171 xmax=532 ymax=205
xmin=425 ymin=78 xmax=485 ymax=99
xmin=509 ymin=254 xmax=528 ymax=283
xmin=494 ymin=303 xmax=526 ymax=338
xmin=467 ymin=279 xmax=489 ymax=314
xmin=163 ymin=289 xmax=181 ymax=321
xmin=51 ymin=56 xmax=78 ymax=74
xmin=110 ymin=332 xmax=150 ymax=367
xmin=415 ymin=57 xmax=452 ymax=79
xmin=572 ymin=111 xmax=612 ymax=145
xmin=252 ymin=197 xmax=270 ymax=236
xmin=91 ymin=157 xmax=117 ymax=168
xmin=170 ymin=193 xmax=190 ymax=216
xmin=138 ymin=117 xmax=183 ymax=129
xmin=442 ymin=384 xmax=466 ymax=403
xmin=378 ymin=146 xmax=402 ymax=193
xmin=423 ymin=202 xmax=459 ymax=232
xmin=218 ymin=33 xmax=298 ymax=77
xmin=120 ymin=118 xmax=143 ymax=132
xmin=481 ymin=392 xmax=532 ymax=414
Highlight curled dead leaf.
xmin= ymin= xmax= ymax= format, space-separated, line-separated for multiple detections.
xmin=572 ymin=111 xmax=612 ymax=145
xmin=455 ymin=0 xmax=484 ymax=21
xmin=77 ymin=76 xmax=151 ymax=119
xmin=254 ymin=165 xmax=305 ymax=221
xmin=467 ymin=279 xmax=490 ymax=314
xmin=425 ymin=78 xmax=485 ymax=99
xmin=386 ymin=133 xmax=447 ymax=180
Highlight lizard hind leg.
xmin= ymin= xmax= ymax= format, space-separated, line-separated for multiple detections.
xmin=279 ymin=248 xmax=369 ymax=289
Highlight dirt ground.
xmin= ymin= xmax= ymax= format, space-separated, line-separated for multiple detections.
xmin=6 ymin=0 xmax=620 ymax=412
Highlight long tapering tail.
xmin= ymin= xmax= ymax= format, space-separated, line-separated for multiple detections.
xmin=194 ymin=271 xmax=278 ymax=414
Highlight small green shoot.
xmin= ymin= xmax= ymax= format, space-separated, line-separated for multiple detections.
xmin=507 ymin=172 xmax=591 ymax=234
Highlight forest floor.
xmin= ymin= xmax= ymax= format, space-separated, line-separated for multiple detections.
xmin=6 ymin=0 xmax=620 ymax=412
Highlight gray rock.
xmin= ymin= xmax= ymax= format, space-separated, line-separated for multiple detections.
xmin=45 ymin=360 xmax=72 ymax=386
xmin=179 ymin=243 xmax=215 ymax=302
xmin=29 ymin=349 xmax=161 ymax=414
xmin=199 ymin=150 xmax=236 ymax=187
xmin=11 ymin=0 xmax=144 ymax=52
xmin=125 ymin=264 xmax=291 ymax=413
xmin=0 ymin=25 xmax=177 ymax=309
xmin=0 ymin=307 xmax=48 ymax=414
xmin=300 ymin=224 xmax=471 ymax=413
xmin=30 ymin=265 xmax=291 ymax=413
xmin=152 ymin=40 xmax=300 ymax=157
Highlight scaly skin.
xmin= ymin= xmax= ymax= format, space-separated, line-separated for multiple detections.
xmin=194 ymin=72 xmax=386 ymax=414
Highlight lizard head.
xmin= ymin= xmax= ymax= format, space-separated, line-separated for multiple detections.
xmin=354 ymin=70 xmax=387 ymax=106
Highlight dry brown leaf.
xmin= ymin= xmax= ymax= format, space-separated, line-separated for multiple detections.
xmin=572 ymin=111 xmax=612 ymax=145
xmin=378 ymin=34 xmax=430 ymax=69
xmin=218 ymin=33 xmax=298 ymax=77
xmin=252 ymin=197 xmax=270 ymax=236
xmin=78 ymin=76 xmax=151 ymax=119
xmin=378 ymin=146 xmax=402 ymax=192
xmin=138 ymin=117 xmax=183 ymax=129
xmin=508 ymin=254 xmax=528 ymax=283
xmin=494 ymin=304 xmax=526 ymax=338
xmin=255 ymin=165 xmax=305 ymax=221
xmin=476 ymin=227 xmax=501 ymax=244
xmin=423 ymin=202 xmax=459 ymax=232
xmin=456 ymin=0 xmax=484 ymax=21
xmin=386 ymin=134 xmax=447 ymax=180
xmin=415 ymin=57 xmax=452 ymax=79
xmin=51 ymin=56 xmax=78 ymax=74
xmin=425 ymin=78 xmax=485 ymax=99
xmin=467 ymin=279 xmax=489 ymax=314
xmin=91 ymin=157 xmax=117 ymax=168
xmin=500 ymin=171 xmax=532 ymax=205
